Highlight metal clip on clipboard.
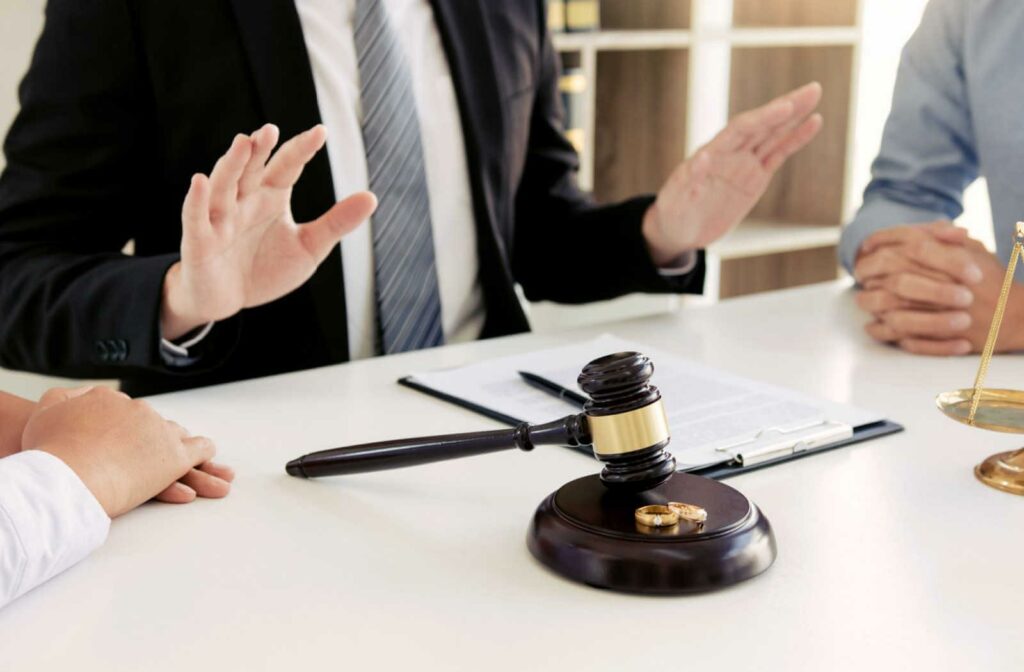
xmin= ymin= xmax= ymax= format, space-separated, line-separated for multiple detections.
xmin=715 ymin=420 xmax=854 ymax=467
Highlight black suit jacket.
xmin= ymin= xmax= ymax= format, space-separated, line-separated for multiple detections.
xmin=0 ymin=0 xmax=704 ymax=396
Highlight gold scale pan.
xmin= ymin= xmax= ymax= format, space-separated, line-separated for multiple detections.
xmin=936 ymin=221 xmax=1024 ymax=495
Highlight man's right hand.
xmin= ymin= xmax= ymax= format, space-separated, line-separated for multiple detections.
xmin=161 ymin=124 xmax=378 ymax=340
xmin=21 ymin=386 xmax=233 ymax=518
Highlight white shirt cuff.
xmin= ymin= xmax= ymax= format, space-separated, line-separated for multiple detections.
xmin=656 ymin=249 xmax=699 ymax=277
xmin=0 ymin=451 xmax=110 ymax=609
xmin=160 ymin=321 xmax=215 ymax=359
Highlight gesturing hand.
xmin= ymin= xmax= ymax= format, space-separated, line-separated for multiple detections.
xmin=22 ymin=386 xmax=234 ymax=518
xmin=161 ymin=124 xmax=378 ymax=339
xmin=642 ymin=82 xmax=824 ymax=264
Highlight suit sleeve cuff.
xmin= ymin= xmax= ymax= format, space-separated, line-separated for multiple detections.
xmin=160 ymin=322 xmax=215 ymax=367
xmin=656 ymin=249 xmax=699 ymax=276
xmin=619 ymin=195 xmax=706 ymax=295
xmin=840 ymin=198 xmax=947 ymax=273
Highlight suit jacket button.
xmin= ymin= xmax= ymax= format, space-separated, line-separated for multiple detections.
xmin=96 ymin=340 xmax=109 ymax=361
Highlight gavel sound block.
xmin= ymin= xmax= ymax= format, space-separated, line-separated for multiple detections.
xmin=286 ymin=352 xmax=776 ymax=594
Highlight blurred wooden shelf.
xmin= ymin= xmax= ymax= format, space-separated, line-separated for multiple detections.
xmin=529 ymin=0 xmax=861 ymax=330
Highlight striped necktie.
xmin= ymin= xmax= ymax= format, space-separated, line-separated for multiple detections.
xmin=354 ymin=0 xmax=445 ymax=354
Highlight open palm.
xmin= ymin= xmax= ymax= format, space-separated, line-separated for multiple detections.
xmin=644 ymin=82 xmax=823 ymax=260
xmin=162 ymin=124 xmax=377 ymax=339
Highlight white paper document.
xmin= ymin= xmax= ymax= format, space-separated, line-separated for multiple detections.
xmin=405 ymin=335 xmax=883 ymax=469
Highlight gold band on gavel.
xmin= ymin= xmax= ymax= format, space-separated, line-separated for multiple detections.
xmin=588 ymin=400 xmax=671 ymax=457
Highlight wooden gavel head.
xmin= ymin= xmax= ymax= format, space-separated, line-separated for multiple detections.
xmin=578 ymin=351 xmax=676 ymax=491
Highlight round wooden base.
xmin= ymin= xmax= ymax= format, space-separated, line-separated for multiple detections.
xmin=527 ymin=472 xmax=776 ymax=594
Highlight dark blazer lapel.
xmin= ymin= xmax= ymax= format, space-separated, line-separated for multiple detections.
xmin=228 ymin=0 xmax=350 ymax=363
xmin=429 ymin=0 xmax=530 ymax=338
xmin=429 ymin=0 xmax=507 ymax=250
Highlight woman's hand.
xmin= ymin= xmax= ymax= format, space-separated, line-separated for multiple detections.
xmin=22 ymin=386 xmax=233 ymax=517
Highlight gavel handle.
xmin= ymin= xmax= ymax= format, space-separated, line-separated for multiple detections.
xmin=286 ymin=414 xmax=590 ymax=478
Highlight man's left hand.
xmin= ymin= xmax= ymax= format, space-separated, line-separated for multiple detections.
xmin=642 ymin=82 xmax=823 ymax=265
xmin=859 ymin=230 xmax=1024 ymax=355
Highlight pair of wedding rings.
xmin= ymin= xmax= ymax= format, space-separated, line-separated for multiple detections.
xmin=634 ymin=502 xmax=708 ymax=528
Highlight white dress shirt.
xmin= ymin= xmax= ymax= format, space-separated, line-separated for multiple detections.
xmin=163 ymin=0 xmax=694 ymax=361
xmin=295 ymin=0 xmax=483 ymax=360
xmin=0 ymin=451 xmax=109 ymax=609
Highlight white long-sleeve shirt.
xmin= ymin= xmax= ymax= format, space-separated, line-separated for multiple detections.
xmin=0 ymin=451 xmax=109 ymax=609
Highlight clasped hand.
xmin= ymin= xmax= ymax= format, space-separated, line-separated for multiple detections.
xmin=854 ymin=222 xmax=1024 ymax=356
xmin=1 ymin=387 xmax=233 ymax=518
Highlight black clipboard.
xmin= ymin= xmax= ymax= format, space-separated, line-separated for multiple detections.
xmin=399 ymin=374 xmax=904 ymax=481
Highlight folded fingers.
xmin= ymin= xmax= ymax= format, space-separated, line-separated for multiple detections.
xmin=861 ymin=225 xmax=927 ymax=254
xmin=854 ymin=247 xmax=918 ymax=284
xmin=881 ymin=273 xmax=973 ymax=308
xmin=873 ymin=309 xmax=971 ymax=339
xmin=155 ymin=482 xmax=197 ymax=504
xmin=198 ymin=461 xmax=236 ymax=483
xmin=179 ymin=467 xmax=232 ymax=499
xmin=183 ymin=435 xmax=217 ymax=468
xmin=865 ymin=318 xmax=972 ymax=356
xmin=856 ymin=289 xmax=906 ymax=314
xmin=902 ymin=237 xmax=983 ymax=285
xmin=861 ymin=221 xmax=960 ymax=254
xmin=897 ymin=337 xmax=972 ymax=357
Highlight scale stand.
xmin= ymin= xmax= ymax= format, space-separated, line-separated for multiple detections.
xmin=936 ymin=221 xmax=1024 ymax=495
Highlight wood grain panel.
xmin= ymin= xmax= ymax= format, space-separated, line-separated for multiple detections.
xmin=593 ymin=49 xmax=688 ymax=203
xmin=732 ymin=0 xmax=858 ymax=27
xmin=718 ymin=246 xmax=840 ymax=299
xmin=729 ymin=46 xmax=852 ymax=225
xmin=560 ymin=50 xmax=582 ymax=70
xmin=599 ymin=0 xmax=691 ymax=30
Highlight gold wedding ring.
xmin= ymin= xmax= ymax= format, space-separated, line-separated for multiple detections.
xmin=668 ymin=501 xmax=708 ymax=524
xmin=634 ymin=505 xmax=679 ymax=528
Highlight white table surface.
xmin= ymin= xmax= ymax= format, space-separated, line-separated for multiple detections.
xmin=2 ymin=281 xmax=1021 ymax=671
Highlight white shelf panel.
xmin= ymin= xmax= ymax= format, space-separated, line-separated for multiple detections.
xmin=709 ymin=220 xmax=840 ymax=260
xmin=553 ymin=27 xmax=859 ymax=53
xmin=725 ymin=26 xmax=861 ymax=47
xmin=554 ymin=30 xmax=692 ymax=52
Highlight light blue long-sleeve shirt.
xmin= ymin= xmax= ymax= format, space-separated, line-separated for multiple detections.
xmin=839 ymin=0 xmax=1024 ymax=273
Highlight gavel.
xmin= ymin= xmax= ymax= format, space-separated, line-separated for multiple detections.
xmin=286 ymin=351 xmax=676 ymax=491
xmin=286 ymin=349 xmax=778 ymax=594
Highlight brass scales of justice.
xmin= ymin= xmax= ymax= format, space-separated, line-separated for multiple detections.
xmin=936 ymin=221 xmax=1024 ymax=496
